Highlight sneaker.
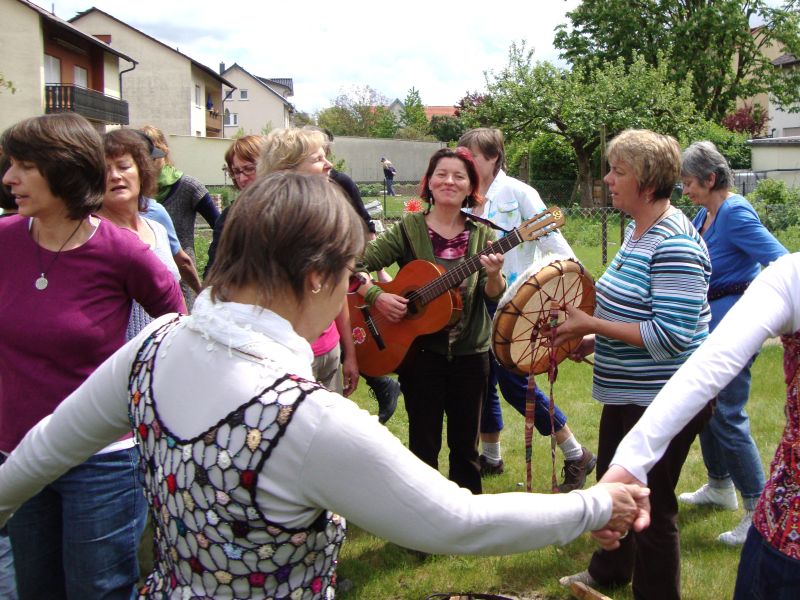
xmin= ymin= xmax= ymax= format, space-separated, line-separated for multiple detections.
xmin=368 ymin=377 xmax=400 ymax=424
xmin=678 ymin=483 xmax=738 ymax=511
xmin=559 ymin=570 xmax=598 ymax=588
xmin=558 ymin=448 xmax=597 ymax=492
xmin=718 ymin=510 xmax=755 ymax=546
xmin=479 ymin=454 xmax=505 ymax=476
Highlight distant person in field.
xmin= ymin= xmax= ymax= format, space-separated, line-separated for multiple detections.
xmin=381 ymin=156 xmax=397 ymax=196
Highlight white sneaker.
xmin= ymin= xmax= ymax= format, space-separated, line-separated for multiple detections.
xmin=559 ymin=570 xmax=598 ymax=588
xmin=718 ymin=510 xmax=755 ymax=546
xmin=678 ymin=483 xmax=738 ymax=510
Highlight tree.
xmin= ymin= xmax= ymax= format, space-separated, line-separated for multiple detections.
xmin=291 ymin=111 xmax=315 ymax=127
xmin=400 ymin=87 xmax=428 ymax=131
xmin=429 ymin=115 xmax=467 ymax=142
xmin=555 ymin=0 xmax=800 ymax=122
xmin=317 ymin=85 xmax=391 ymax=137
xmin=370 ymin=107 xmax=399 ymax=138
xmin=465 ymin=43 xmax=698 ymax=206
xmin=721 ymin=103 xmax=769 ymax=137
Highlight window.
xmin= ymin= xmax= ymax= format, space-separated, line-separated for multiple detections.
xmin=44 ymin=55 xmax=61 ymax=84
xmin=73 ymin=66 xmax=88 ymax=88
xmin=224 ymin=109 xmax=238 ymax=126
xmin=195 ymin=85 xmax=201 ymax=107
xmin=239 ymin=89 xmax=248 ymax=101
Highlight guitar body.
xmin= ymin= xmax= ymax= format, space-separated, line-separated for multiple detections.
xmin=348 ymin=260 xmax=462 ymax=377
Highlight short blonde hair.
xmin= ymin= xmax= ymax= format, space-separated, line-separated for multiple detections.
xmin=457 ymin=128 xmax=505 ymax=175
xmin=205 ymin=172 xmax=366 ymax=306
xmin=258 ymin=128 xmax=328 ymax=175
xmin=607 ymin=129 xmax=681 ymax=200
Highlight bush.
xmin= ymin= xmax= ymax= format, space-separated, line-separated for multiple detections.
xmin=747 ymin=179 xmax=800 ymax=232
xmin=685 ymin=120 xmax=751 ymax=170
xmin=358 ymin=183 xmax=385 ymax=197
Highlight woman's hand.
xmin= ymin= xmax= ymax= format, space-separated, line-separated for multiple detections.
xmin=341 ymin=353 xmax=359 ymax=397
xmin=375 ymin=293 xmax=408 ymax=323
xmin=568 ymin=334 xmax=595 ymax=363
xmin=479 ymin=251 xmax=505 ymax=277
xmin=548 ymin=304 xmax=597 ymax=347
xmin=591 ymin=482 xmax=651 ymax=550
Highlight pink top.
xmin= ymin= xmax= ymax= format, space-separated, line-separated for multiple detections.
xmin=0 ymin=215 xmax=186 ymax=451
xmin=310 ymin=322 xmax=339 ymax=357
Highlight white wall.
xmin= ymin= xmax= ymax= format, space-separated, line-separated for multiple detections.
xmin=167 ymin=135 xmax=232 ymax=186
xmin=751 ymin=139 xmax=800 ymax=188
xmin=330 ymin=136 xmax=445 ymax=183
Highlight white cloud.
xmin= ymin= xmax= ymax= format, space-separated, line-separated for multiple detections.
xmin=44 ymin=0 xmax=580 ymax=112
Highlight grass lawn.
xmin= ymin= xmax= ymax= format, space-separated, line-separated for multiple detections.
xmin=171 ymin=212 xmax=799 ymax=599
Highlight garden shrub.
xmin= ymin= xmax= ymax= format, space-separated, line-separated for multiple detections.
xmin=747 ymin=179 xmax=800 ymax=232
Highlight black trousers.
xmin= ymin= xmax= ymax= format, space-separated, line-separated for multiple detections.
xmin=398 ymin=350 xmax=489 ymax=495
xmin=588 ymin=402 xmax=711 ymax=600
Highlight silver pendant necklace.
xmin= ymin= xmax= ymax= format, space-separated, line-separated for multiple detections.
xmin=34 ymin=218 xmax=84 ymax=290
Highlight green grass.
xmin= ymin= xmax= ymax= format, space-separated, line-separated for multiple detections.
xmin=337 ymin=345 xmax=786 ymax=600
xmin=166 ymin=216 xmax=798 ymax=599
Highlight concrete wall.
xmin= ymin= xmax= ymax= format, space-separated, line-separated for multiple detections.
xmin=72 ymin=11 xmax=192 ymax=135
xmin=751 ymin=139 xmax=800 ymax=188
xmin=222 ymin=67 xmax=291 ymax=137
xmin=0 ymin=0 xmax=45 ymax=132
xmin=167 ymin=135 xmax=232 ymax=186
xmin=329 ymin=136 xmax=446 ymax=183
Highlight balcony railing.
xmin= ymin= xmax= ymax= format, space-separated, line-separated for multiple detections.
xmin=45 ymin=84 xmax=129 ymax=125
xmin=206 ymin=109 xmax=222 ymax=137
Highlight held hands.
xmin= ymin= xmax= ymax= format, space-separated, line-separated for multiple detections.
xmin=591 ymin=466 xmax=651 ymax=551
xmin=375 ymin=292 xmax=408 ymax=323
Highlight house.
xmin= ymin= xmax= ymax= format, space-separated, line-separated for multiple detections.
xmin=219 ymin=63 xmax=293 ymax=137
xmin=0 ymin=0 xmax=132 ymax=133
xmin=424 ymin=106 xmax=457 ymax=121
xmin=768 ymin=54 xmax=800 ymax=138
xmin=69 ymin=7 xmax=234 ymax=137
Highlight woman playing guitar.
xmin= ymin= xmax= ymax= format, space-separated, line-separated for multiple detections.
xmin=356 ymin=147 xmax=505 ymax=494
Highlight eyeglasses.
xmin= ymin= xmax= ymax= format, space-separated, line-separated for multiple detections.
xmin=228 ymin=164 xmax=257 ymax=178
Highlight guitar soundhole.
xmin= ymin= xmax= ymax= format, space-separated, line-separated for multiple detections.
xmin=406 ymin=296 xmax=420 ymax=316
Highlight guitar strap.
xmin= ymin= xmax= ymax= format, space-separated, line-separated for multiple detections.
xmin=463 ymin=211 xmax=513 ymax=234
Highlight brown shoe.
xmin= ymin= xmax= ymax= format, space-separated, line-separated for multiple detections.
xmin=479 ymin=454 xmax=505 ymax=476
xmin=558 ymin=447 xmax=597 ymax=492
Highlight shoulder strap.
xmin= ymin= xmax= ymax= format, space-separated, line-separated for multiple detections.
xmin=463 ymin=210 xmax=512 ymax=234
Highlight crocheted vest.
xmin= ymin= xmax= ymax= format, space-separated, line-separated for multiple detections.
xmin=753 ymin=329 xmax=800 ymax=559
xmin=129 ymin=319 xmax=346 ymax=599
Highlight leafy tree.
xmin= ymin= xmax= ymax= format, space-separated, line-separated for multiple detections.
xmin=467 ymin=43 xmax=698 ymax=205
xmin=721 ymin=103 xmax=769 ymax=137
xmin=291 ymin=111 xmax=315 ymax=127
xmin=555 ymin=0 xmax=800 ymax=121
xmin=370 ymin=107 xmax=399 ymax=138
xmin=400 ymin=87 xmax=429 ymax=132
xmin=317 ymin=85 xmax=391 ymax=137
xmin=685 ymin=120 xmax=751 ymax=170
xmin=429 ymin=115 xmax=467 ymax=142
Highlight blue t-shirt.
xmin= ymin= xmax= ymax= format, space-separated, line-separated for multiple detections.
xmin=144 ymin=198 xmax=181 ymax=256
xmin=692 ymin=194 xmax=787 ymax=330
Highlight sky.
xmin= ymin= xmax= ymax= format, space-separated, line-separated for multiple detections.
xmin=36 ymin=0 xmax=581 ymax=113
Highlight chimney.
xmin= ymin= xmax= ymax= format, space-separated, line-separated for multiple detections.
xmin=219 ymin=62 xmax=226 ymax=75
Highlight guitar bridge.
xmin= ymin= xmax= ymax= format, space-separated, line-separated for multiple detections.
xmin=360 ymin=306 xmax=386 ymax=351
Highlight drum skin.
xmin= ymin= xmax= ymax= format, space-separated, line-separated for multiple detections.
xmin=492 ymin=259 xmax=596 ymax=376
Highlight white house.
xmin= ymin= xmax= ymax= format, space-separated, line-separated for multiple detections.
xmin=220 ymin=63 xmax=293 ymax=137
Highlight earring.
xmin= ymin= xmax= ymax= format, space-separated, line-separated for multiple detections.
xmin=311 ymin=285 xmax=322 ymax=294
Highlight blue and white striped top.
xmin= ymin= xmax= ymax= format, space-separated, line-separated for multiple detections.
xmin=593 ymin=211 xmax=711 ymax=406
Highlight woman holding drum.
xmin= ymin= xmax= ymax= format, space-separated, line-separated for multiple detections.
xmin=555 ymin=129 xmax=712 ymax=600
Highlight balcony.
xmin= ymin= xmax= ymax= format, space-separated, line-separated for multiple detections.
xmin=45 ymin=85 xmax=129 ymax=125
xmin=205 ymin=109 xmax=222 ymax=137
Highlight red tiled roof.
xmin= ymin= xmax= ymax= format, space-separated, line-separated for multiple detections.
xmin=424 ymin=106 xmax=457 ymax=120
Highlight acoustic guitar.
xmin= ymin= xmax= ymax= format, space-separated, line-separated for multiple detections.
xmin=349 ymin=207 xmax=565 ymax=377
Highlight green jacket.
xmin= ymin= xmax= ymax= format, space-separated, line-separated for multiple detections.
xmin=361 ymin=212 xmax=504 ymax=357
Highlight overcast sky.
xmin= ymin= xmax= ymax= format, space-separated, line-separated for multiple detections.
xmin=37 ymin=0 xmax=581 ymax=113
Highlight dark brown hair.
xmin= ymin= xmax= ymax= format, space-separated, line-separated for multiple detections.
xmin=103 ymin=129 xmax=158 ymax=211
xmin=419 ymin=147 xmax=483 ymax=212
xmin=0 ymin=113 xmax=105 ymax=218
xmin=205 ymin=172 xmax=367 ymax=305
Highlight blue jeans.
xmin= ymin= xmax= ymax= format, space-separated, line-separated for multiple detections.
xmin=699 ymin=354 xmax=765 ymax=507
xmin=0 ymin=456 xmax=18 ymax=599
xmin=7 ymin=447 xmax=146 ymax=600
xmin=480 ymin=300 xmax=567 ymax=435
xmin=734 ymin=526 xmax=800 ymax=599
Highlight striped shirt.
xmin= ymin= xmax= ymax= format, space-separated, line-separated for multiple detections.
xmin=593 ymin=211 xmax=711 ymax=406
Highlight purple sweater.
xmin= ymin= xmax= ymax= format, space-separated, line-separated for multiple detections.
xmin=0 ymin=215 xmax=186 ymax=451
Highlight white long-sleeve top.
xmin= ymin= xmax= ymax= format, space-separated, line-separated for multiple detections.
xmin=612 ymin=252 xmax=800 ymax=483
xmin=0 ymin=290 xmax=613 ymax=555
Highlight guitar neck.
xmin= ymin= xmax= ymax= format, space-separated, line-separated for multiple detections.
xmin=415 ymin=230 xmax=523 ymax=305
